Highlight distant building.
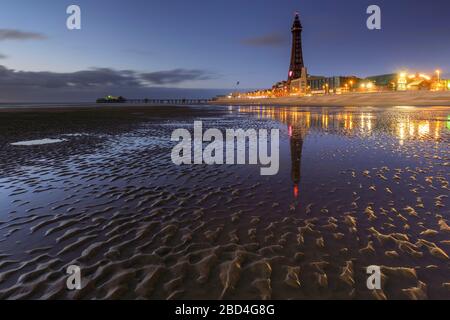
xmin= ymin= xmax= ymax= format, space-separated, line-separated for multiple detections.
xmin=365 ymin=73 xmax=436 ymax=92
xmin=364 ymin=74 xmax=396 ymax=87
xmin=272 ymin=81 xmax=289 ymax=97
xmin=290 ymin=68 xmax=308 ymax=94
xmin=401 ymin=73 xmax=432 ymax=91
xmin=96 ymin=95 xmax=126 ymax=103
xmin=360 ymin=74 xmax=397 ymax=91
xmin=308 ymin=76 xmax=360 ymax=94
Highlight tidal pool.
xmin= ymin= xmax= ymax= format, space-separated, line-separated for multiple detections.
xmin=10 ymin=138 xmax=67 ymax=146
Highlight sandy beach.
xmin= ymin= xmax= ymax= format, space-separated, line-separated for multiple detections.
xmin=213 ymin=91 xmax=450 ymax=107
xmin=0 ymin=104 xmax=449 ymax=300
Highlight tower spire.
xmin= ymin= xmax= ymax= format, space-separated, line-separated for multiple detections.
xmin=292 ymin=12 xmax=302 ymax=31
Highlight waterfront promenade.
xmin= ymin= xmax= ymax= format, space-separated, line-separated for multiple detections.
xmin=214 ymin=90 xmax=450 ymax=107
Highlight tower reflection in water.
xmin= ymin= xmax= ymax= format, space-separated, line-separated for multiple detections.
xmin=237 ymin=105 xmax=449 ymax=199
xmin=289 ymin=122 xmax=307 ymax=199
xmin=239 ymin=106 xmax=311 ymax=199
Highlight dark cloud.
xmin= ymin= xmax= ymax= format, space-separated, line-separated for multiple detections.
xmin=141 ymin=69 xmax=217 ymax=85
xmin=0 ymin=29 xmax=47 ymax=41
xmin=0 ymin=65 xmax=223 ymax=102
xmin=0 ymin=66 xmax=215 ymax=89
xmin=241 ymin=33 xmax=287 ymax=47
xmin=0 ymin=66 xmax=140 ymax=89
xmin=0 ymin=53 xmax=7 ymax=59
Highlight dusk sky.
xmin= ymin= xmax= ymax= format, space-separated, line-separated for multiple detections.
xmin=1 ymin=0 xmax=450 ymax=101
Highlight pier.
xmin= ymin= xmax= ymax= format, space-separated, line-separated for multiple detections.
xmin=125 ymin=98 xmax=212 ymax=105
xmin=96 ymin=95 xmax=213 ymax=105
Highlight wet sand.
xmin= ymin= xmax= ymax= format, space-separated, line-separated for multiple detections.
xmin=0 ymin=104 xmax=449 ymax=300
xmin=215 ymin=91 xmax=450 ymax=107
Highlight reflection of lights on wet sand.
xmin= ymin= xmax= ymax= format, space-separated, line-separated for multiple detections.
xmin=367 ymin=118 xmax=372 ymax=131
xmin=409 ymin=123 xmax=415 ymax=136
xmin=397 ymin=118 xmax=441 ymax=142
xmin=395 ymin=106 xmax=416 ymax=110
xmin=343 ymin=114 xmax=353 ymax=130
xmin=434 ymin=121 xmax=441 ymax=139
xmin=398 ymin=122 xmax=406 ymax=145
xmin=322 ymin=114 xmax=329 ymax=128
xmin=237 ymin=108 xmax=444 ymax=143
xmin=418 ymin=122 xmax=430 ymax=137
xmin=359 ymin=113 xmax=374 ymax=131
xmin=293 ymin=185 xmax=299 ymax=198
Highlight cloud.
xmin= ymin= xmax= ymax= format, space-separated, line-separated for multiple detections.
xmin=0 ymin=66 xmax=141 ymax=89
xmin=0 ymin=29 xmax=47 ymax=41
xmin=0 ymin=65 xmax=222 ymax=102
xmin=0 ymin=66 xmax=215 ymax=88
xmin=241 ymin=33 xmax=287 ymax=47
xmin=141 ymin=69 xmax=217 ymax=85
xmin=0 ymin=53 xmax=7 ymax=59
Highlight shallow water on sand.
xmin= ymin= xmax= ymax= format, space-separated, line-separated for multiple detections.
xmin=0 ymin=105 xmax=449 ymax=300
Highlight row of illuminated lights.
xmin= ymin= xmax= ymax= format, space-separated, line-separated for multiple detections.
xmin=359 ymin=70 xmax=448 ymax=90
xmin=400 ymin=70 xmax=443 ymax=80
xmin=399 ymin=70 xmax=449 ymax=85
xmin=399 ymin=73 xmax=432 ymax=81
xmin=304 ymin=70 xmax=447 ymax=91
xmin=229 ymin=70 xmax=448 ymax=98
xmin=359 ymin=82 xmax=375 ymax=89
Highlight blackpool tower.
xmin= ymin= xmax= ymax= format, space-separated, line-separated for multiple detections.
xmin=288 ymin=13 xmax=305 ymax=82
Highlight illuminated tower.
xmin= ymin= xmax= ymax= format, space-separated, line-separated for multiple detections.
xmin=288 ymin=13 xmax=305 ymax=82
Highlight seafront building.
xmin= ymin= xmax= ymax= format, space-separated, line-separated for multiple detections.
xmin=307 ymin=76 xmax=360 ymax=94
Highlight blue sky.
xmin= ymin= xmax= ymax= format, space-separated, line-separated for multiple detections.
xmin=0 ymin=0 xmax=449 ymax=101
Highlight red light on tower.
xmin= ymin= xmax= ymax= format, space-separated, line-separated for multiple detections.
xmin=293 ymin=185 xmax=299 ymax=198
xmin=289 ymin=71 xmax=293 ymax=78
